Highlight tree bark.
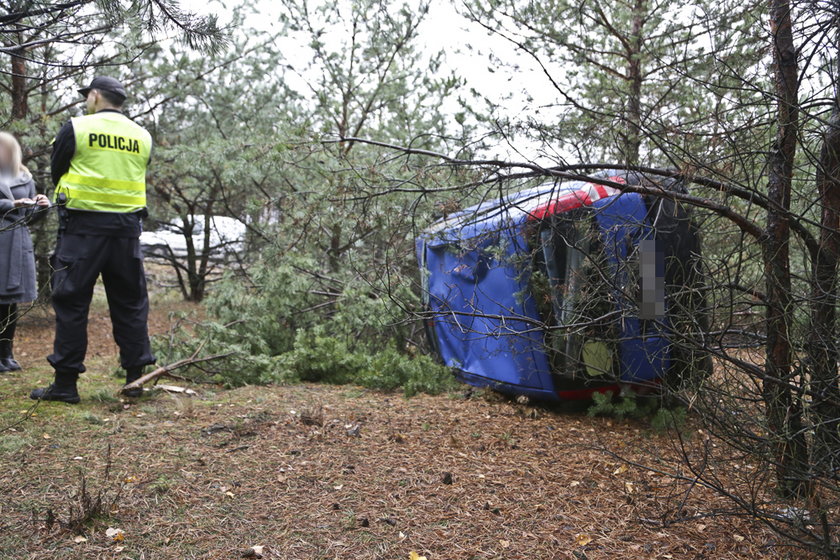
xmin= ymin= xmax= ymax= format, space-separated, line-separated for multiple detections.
xmin=808 ymin=106 xmax=840 ymax=469
xmin=764 ymin=0 xmax=809 ymax=499
xmin=624 ymin=0 xmax=645 ymax=167
xmin=10 ymin=50 xmax=27 ymax=120
xmin=329 ymin=223 xmax=342 ymax=273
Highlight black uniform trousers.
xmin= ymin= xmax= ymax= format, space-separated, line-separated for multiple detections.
xmin=48 ymin=213 xmax=155 ymax=375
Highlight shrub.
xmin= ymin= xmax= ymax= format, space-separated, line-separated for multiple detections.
xmin=277 ymin=328 xmax=368 ymax=385
xmin=153 ymin=253 xmax=455 ymax=396
xmin=587 ymin=390 xmax=688 ymax=433
xmin=587 ymin=391 xmax=648 ymax=419
xmin=360 ymin=346 xmax=459 ymax=397
xmin=151 ymin=319 xmax=287 ymax=387
xmin=277 ymin=328 xmax=458 ymax=396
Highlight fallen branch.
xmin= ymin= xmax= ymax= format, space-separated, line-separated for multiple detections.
xmin=120 ymin=351 xmax=232 ymax=393
xmin=0 ymin=400 xmax=40 ymax=434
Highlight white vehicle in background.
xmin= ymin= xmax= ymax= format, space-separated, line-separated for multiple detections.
xmin=140 ymin=215 xmax=247 ymax=262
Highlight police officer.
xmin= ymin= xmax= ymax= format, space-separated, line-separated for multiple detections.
xmin=30 ymin=76 xmax=155 ymax=403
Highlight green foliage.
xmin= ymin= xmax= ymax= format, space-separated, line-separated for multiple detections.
xmin=151 ymin=319 xmax=284 ymax=388
xmin=205 ymin=256 xmax=321 ymax=356
xmin=464 ymin=0 xmax=766 ymax=167
xmin=649 ymin=407 xmax=688 ymax=434
xmin=155 ymin=320 xmax=456 ymax=397
xmin=278 ymin=329 xmax=457 ymax=396
xmin=202 ymin=253 xmax=419 ymax=354
xmin=587 ymin=391 xmax=688 ymax=433
xmin=277 ymin=328 xmax=369 ymax=385
xmin=154 ymin=250 xmax=457 ymax=397
xmin=588 ymin=391 xmax=648 ymax=420
xmin=364 ymin=346 xmax=459 ymax=397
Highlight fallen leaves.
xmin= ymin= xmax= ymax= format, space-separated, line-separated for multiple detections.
xmin=105 ymin=527 xmax=125 ymax=542
xmin=242 ymin=545 xmax=265 ymax=558
xmin=155 ymin=384 xmax=197 ymax=395
xmin=1 ymin=308 xmax=785 ymax=560
xmin=574 ymin=533 xmax=593 ymax=547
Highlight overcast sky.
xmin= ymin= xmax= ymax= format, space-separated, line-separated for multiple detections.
xmin=181 ymin=0 xmax=562 ymax=163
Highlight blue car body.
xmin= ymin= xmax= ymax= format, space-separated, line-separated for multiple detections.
xmin=416 ymin=173 xmax=694 ymax=401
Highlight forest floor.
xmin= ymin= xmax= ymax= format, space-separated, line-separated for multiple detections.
xmin=0 ymin=288 xmax=804 ymax=559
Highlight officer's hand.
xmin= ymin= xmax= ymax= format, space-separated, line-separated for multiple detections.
xmin=34 ymin=194 xmax=50 ymax=207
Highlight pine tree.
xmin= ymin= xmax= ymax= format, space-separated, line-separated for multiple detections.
xmin=464 ymin=0 xmax=764 ymax=167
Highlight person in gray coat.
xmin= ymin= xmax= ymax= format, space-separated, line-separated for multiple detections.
xmin=0 ymin=132 xmax=49 ymax=372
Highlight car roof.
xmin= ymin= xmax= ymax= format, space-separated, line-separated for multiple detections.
xmin=421 ymin=175 xmax=624 ymax=244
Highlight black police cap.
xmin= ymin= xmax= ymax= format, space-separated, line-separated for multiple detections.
xmin=78 ymin=76 xmax=127 ymax=100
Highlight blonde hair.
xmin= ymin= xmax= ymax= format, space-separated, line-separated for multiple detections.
xmin=0 ymin=132 xmax=29 ymax=177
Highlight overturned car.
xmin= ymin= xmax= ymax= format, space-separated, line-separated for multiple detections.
xmin=416 ymin=171 xmax=710 ymax=401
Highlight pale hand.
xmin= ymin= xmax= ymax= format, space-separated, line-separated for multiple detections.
xmin=13 ymin=198 xmax=35 ymax=208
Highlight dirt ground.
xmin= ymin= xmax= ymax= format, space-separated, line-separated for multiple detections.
xmin=0 ymin=295 xmax=798 ymax=559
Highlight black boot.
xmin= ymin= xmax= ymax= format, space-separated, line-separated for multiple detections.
xmin=30 ymin=371 xmax=80 ymax=404
xmin=0 ymin=342 xmax=10 ymax=373
xmin=0 ymin=340 xmax=21 ymax=371
xmin=121 ymin=366 xmax=144 ymax=398
xmin=0 ymin=304 xmax=17 ymax=372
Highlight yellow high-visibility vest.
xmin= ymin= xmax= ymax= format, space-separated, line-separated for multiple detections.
xmin=56 ymin=111 xmax=152 ymax=213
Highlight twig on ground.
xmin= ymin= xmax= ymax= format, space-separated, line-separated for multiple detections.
xmin=120 ymin=349 xmax=232 ymax=393
xmin=0 ymin=399 xmax=40 ymax=434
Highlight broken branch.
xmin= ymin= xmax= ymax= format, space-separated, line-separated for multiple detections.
xmin=120 ymin=351 xmax=232 ymax=393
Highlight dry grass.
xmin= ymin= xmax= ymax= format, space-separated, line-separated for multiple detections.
xmin=0 ymin=298 xmax=803 ymax=559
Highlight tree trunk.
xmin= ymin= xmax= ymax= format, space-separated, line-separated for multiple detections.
xmin=764 ymin=0 xmax=809 ymax=499
xmin=10 ymin=51 xmax=27 ymax=120
xmin=809 ymin=106 xmax=840 ymax=470
xmin=329 ymin=223 xmax=342 ymax=273
xmin=624 ymin=0 xmax=645 ymax=167
xmin=182 ymin=215 xmax=203 ymax=302
xmin=35 ymin=64 xmax=53 ymax=300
